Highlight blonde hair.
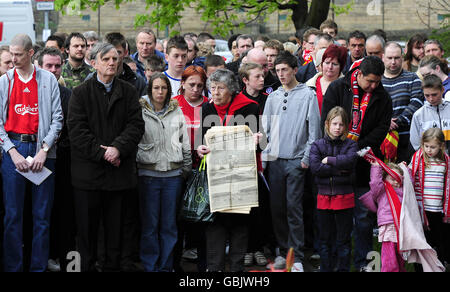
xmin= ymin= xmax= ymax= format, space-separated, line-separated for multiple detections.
xmin=382 ymin=162 xmax=403 ymax=181
xmin=420 ymin=128 xmax=446 ymax=167
xmin=197 ymin=42 xmax=214 ymax=57
xmin=283 ymin=42 xmax=298 ymax=55
xmin=324 ymin=106 xmax=349 ymax=141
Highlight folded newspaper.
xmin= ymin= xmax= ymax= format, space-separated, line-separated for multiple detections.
xmin=205 ymin=125 xmax=259 ymax=214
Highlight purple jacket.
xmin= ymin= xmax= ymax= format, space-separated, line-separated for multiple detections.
xmin=309 ymin=136 xmax=358 ymax=195
xmin=359 ymin=165 xmax=403 ymax=227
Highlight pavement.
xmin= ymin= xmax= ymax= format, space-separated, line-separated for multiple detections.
xmin=179 ymin=247 xmax=321 ymax=272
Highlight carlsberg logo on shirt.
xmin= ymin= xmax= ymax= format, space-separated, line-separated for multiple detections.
xmin=14 ymin=104 xmax=38 ymax=115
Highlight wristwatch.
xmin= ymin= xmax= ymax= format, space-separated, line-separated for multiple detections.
xmin=42 ymin=143 xmax=50 ymax=153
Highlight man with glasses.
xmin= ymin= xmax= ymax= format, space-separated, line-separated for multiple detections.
xmin=296 ymin=33 xmax=333 ymax=83
xmin=321 ymin=56 xmax=392 ymax=272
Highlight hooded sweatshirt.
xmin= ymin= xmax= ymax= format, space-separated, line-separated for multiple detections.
xmin=410 ymin=100 xmax=450 ymax=153
xmin=262 ymin=82 xmax=321 ymax=166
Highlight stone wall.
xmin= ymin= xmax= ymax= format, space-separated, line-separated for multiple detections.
xmin=55 ymin=0 xmax=445 ymax=41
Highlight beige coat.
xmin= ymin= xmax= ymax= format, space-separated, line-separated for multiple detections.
xmin=137 ymin=97 xmax=192 ymax=177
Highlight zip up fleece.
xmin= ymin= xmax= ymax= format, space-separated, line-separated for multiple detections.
xmin=137 ymin=97 xmax=192 ymax=177
xmin=410 ymin=100 xmax=450 ymax=152
xmin=0 ymin=67 xmax=63 ymax=158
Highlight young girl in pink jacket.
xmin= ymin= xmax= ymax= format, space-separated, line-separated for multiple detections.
xmin=359 ymin=161 xmax=407 ymax=272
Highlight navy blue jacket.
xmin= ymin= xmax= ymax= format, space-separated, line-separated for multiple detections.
xmin=309 ymin=136 xmax=359 ymax=195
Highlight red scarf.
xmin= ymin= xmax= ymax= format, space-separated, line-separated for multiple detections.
xmin=360 ymin=147 xmax=402 ymax=248
xmin=348 ymin=69 xmax=372 ymax=141
xmin=315 ymin=75 xmax=323 ymax=113
xmin=411 ymin=149 xmax=450 ymax=225
xmin=213 ymin=92 xmax=257 ymax=126
xmin=302 ymin=50 xmax=313 ymax=65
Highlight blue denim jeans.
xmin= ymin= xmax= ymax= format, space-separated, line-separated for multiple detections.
xmin=317 ymin=208 xmax=353 ymax=272
xmin=1 ymin=139 xmax=55 ymax=272
xmin=138 ymin=175 xmax=183 ymax=272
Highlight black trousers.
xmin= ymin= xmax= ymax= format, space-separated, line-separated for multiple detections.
xmin=120 ymin=187 xmax=141 ymax=269
xmin=74 ymin=188 xmax=125 ymax=272
xmin=205 ymin=213 xmax=249 ymax=272
xmin=317 ymin=208 xmax=353 ymax=272
xmin=49 ymin=147 xmax=76 ymax=272
xmin=267 ymin=158 xmax=306 ymax=262
xmin=425 ymin=211 xmax=450 ymax=263
xmin=247 ymin=173 xmax=273 ymax=252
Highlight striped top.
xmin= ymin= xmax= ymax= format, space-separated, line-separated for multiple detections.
xmin=382 ymin=70 xmax=424 ymax=135
xmin=418 ymin=158 xmax=446 ymax=212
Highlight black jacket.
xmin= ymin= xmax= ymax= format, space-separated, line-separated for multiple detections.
xmin=295 ymin=61 xmax=317 ymax=84
xmin=241 ymin=89 xmax=268 ymax=114
xmin=321 ymin=68 xmax=392 ymax=187
xmin=67 ymin=74 xmax=145 ymax=191
xmin=119 ymin=63 xmax=147 ymax=97
xmin=57 ymin=84 xmax=72 ymax=150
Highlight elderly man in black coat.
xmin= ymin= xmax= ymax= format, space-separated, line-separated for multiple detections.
xmin=68 ymin=42 xmax=145 ymax=272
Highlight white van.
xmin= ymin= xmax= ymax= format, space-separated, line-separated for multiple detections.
xmin=0 ymin=0 xmax=36 ymax=45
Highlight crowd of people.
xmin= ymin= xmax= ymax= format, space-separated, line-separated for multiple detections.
xmin=0 ymin=17 xmax=449 ymax=272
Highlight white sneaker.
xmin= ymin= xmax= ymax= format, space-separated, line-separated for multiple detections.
xmin=244 ymin=253 xmax=254 ymax=266
xmin=254 ymin=251 xmax=268 ymax=266
xmin=310 ymin=253 xmax=320 ymax=260
xmin=182 ymin=248 xmax=198 ymax=260
xmin=266 ymin=256 xmax=286 ymax=270
xmin=291 ymin=262 xmax=304 ymax=272
xmin=48 ymin=259 xmax=61 ymax=272
xmin=359 ymin=265 xmax=372 ymax=272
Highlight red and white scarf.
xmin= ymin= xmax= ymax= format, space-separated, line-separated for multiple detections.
xmin=348 ymin=69 xmax=372 ymax=141
xmin=359 ymin=147 xmax=402 ymax=247
xmin=411 ymin=149 xmax=450 ymax=225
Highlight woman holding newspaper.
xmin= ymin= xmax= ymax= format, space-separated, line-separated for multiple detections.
xmin=197 ymin=68 xmax=261 ymax=271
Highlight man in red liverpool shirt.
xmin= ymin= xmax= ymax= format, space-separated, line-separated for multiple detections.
xmin=0 ymin=34 xmax=63 ymax=272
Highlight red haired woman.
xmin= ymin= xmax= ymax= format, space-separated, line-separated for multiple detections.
xmin=306 ymin=44 xmax=348 ymax=113
xmin=172 ymin=65 xmax=209 ymax=271
xmin=173 ymin=65 xmax=208 ymax=168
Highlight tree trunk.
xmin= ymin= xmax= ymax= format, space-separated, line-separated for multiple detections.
xmin=290 ymin=0 xmax=309 ymax=33
xmin=307 ymin=0 xmax=331 ymax=28
xmin=288 ymin=0 xmax=331 ymax=34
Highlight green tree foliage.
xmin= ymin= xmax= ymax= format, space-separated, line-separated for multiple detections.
xmin=429 ymin=20 xmax=449 ymax=58
xmin=55 ymin=0 xmax=337 ymax=36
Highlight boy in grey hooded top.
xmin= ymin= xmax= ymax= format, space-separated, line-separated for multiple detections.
xmin=261 ymin=51 xmax=321 ymax=272
xmin=410 ymin=75 xmax=450 ymax=153
xmin=262 ymin=82 xmax=321 ymax=165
